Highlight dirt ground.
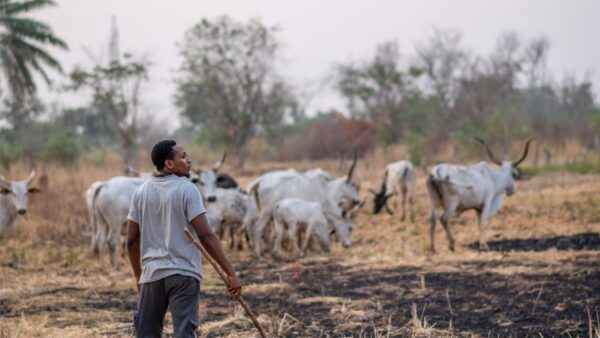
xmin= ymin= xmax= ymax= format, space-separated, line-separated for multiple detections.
xmin=0 ymin=170 xmax=599 ymax=337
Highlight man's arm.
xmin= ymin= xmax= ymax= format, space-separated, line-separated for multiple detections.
xmin=127 ymin=220 xmax=141 ymax=291
xmin=190 ymin=213 xmax=241 ymax=297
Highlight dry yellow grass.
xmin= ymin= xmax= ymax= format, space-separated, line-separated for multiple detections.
xmin=0 ymin=153 xmax=599 ymax=337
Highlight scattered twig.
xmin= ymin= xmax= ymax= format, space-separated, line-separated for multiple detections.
xmin=446 ymin=287 xmax=454 ymax=315
xmin=532 ymin=284 xmax=544 ymax=314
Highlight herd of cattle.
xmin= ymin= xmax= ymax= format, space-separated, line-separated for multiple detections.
xmin=0 ymin=139 xmax=533 ymax=269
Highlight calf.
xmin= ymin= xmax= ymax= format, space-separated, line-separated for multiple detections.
xmin=205 ymin=188 xmax=258 ymax=250
xmin=272 ymin=198 xmax=331 ymax=256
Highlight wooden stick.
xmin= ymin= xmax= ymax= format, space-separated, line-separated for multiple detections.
xmin=184 ymin=228 xmax=267 ymax=338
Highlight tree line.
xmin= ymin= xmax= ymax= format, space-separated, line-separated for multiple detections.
xmin=0 ymin=3 xmax=598 ymax=169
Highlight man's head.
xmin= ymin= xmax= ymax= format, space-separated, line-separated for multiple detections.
xmin=151 ymin=140 xmax=191 ymax=177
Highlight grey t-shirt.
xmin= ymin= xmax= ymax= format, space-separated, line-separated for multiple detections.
xmin=127 ymin=174 xmax=206 ymax=284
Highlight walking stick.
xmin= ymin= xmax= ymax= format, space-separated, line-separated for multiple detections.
xmin=183 ymin=228 xmax=267 ymax=338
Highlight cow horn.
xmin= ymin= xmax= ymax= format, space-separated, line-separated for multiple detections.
xmin=512 ymin=138 xmax=535 ymax=167
xmin=211 ymin=151 xmax=227 ymax=172
xmin=26 ymin=169 xmax=36 ymax=184
xmin=346 ymin=152 xmax=357 ymax=182
xmin=475 ymin=138 xmax=502 ymax=166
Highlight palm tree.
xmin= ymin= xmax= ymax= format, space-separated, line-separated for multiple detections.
xmin=0 ymin=0 xmax=67 ymax=103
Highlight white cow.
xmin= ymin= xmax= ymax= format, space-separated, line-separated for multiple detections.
xmin=93 ymin=176 xmax=147 ymax=269
xmin=371 ymin=160 xmax=416 ymax=221
xmin=303 ymin=154 xmax=361 ymax=212
xmin=427 ymin=139 xmax=533 ymax=252
xmin=205 ymin=187 xmax=258 ymax=250
xmin=272 ymin=198 xmax=331 ymax=256
xmin=0 ymin=170 xmax=39 ymax=239
xmin=248 ymin=170 xmax=354 ymax=256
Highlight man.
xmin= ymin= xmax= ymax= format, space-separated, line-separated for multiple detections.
xmin=127 ymin=140 xmax=241 ymax=338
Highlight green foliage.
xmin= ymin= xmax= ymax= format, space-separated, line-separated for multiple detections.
xmin=43 ymin=128 xmax=80 ymax=165
xmin=195 ymin=128 xmax=229 ymax=148
xmin=0 ymin=0 xmax=68 ymax=103
xmin=0 ymin=143 xmax=23 ymax=170
xmin=520 ymin=161 xmax=600 ymax=177
xmin=403 ymin=130 xmax=427 ymax=166
xmin=175 ymin=16 xmax=298 ymax=166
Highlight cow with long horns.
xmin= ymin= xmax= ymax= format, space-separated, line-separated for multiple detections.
xmin=0 ymin=170 xmax=39 ymax=239
xmin=426 ymin=139 xmax=533 ymax=252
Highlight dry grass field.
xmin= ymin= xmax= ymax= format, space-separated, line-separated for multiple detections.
xmin=0 ymin=154 xmax=599 ymax=337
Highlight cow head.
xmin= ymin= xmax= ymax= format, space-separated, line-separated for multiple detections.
xmin=476 ymin=138 xmax=534 ymax=196
xmin=0 ymin=170 xmax=39 ymax=216
xmin=327 ymin=206 xmax=354 ymax=248
xmin=192 ymin=152 xmax=227 ymax=203
xmin=331 ymin=153 xmax=361 ymax=211
xmin=371 ymin=184 xmax=393 ymax=214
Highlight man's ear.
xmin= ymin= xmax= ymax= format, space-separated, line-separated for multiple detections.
xmin=164 ymin=159 xmax=174 ymax=170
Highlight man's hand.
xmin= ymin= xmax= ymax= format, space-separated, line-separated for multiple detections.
xmin=227 ymin=273 xmax=242 ymax=298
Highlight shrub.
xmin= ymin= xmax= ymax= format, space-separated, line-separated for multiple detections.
xmin=43 ymin=128 xmax=81 ymax=165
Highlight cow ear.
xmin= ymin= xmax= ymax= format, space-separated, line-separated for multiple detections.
xmin=28 ymin=187 xmax=40 ymax=193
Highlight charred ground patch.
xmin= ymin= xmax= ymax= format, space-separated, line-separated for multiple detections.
xmin=468 ymin=232 xmax=600 ymax=252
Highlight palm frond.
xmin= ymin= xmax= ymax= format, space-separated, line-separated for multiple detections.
xmin=8 ymin=35 xmax=63 ymax=73
xmin=28 ymin=55 xmax=50 ymax=84
xmin=1 ymin=0 xmax=56 ymax=16
xmin=0 ymin=17 xmax=67 ymax=49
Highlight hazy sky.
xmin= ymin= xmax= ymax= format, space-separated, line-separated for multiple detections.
xmin=33 ymin=0 xmax=600 ymax=130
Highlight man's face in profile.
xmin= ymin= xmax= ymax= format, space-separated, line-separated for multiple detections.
xmin=165 ymin=145 xmax=192 ymax=177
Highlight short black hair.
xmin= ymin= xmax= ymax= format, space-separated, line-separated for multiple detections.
xmin=151 ymin=140 xmax=177 ymax=170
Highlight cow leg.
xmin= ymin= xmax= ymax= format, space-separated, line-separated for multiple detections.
xmin=94 ymin=213 xmax=109 ymax=270
xmin=408 ymin=191 xmax=415 ymax=223
xmin=252 ymin=210 xmax=271 ymax=256
xmin=229 ymin=223 xmax=235 ymax=249
xmin=400 ymin=187 xmax=407 ymax=222
xmin=440 ymin=203 xmax=458 ymax=252
xmin=288 ymin=222 xmax=302 ymax=256
xmin=477 ymin=209 xmax=490 ymax=251
xmin=107 ymin=221 xmax=122 ymax=270
xmin=429 ymin=208 xmax=438 ymax=253
xmin=272 ymin=216 xmax=285 ymax=257
xmin=235 ymin=223 xmax=245 ymax=251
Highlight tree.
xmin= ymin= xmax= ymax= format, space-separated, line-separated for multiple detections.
xmin=68 ymin=55 xmax=148 ymax=169
xmin=0 ymin=0 xmax=68 ymax=103
xmin=175 ymin=16 xmax=297 ymax=168
xmin=336 ymin=41 xmax=423 ymax=144
xmin=415 ymin=28 xmax=468 ymax=114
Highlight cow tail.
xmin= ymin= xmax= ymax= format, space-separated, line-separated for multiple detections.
xmin=90 ymin=183 xmax=104 ymax=250
xmin=401 ymin=166 xmax=409 ymax=179
xmin=427 ymin=173 xmax=443 ymax=203
xmin=250 ymin=181 xmax=261 ymax=212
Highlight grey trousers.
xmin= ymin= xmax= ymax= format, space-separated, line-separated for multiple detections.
xmin=134 ymin=274 xmax=200 ymax=338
